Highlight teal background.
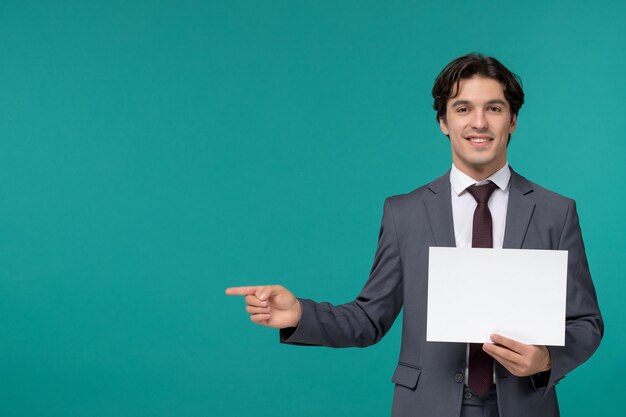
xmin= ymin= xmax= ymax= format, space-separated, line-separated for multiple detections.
xmin=1 ymin=1 xmax=624 ymax=416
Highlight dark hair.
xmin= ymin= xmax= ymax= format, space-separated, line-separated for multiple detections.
xmin=432 ymin=53 xmax=524 ymax=123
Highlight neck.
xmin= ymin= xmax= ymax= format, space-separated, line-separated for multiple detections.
xmin=453 ymin=162 xmax=507 ymax=182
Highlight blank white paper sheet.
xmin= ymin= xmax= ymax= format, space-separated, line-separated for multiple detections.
xmin=426 ymin=247 xmax=568 ymax=346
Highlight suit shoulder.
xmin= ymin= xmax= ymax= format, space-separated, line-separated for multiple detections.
xmin=386 ymin=183 xmax=432 ymax=204
xmin=383 ymin=178 xmax=443 ymax=210
xmin=514 ymin=172 xmax=576 ymax=208
xmin=381 ymin=171 xmax=449 ymax=214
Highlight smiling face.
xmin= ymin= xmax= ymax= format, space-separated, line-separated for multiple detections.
xmin=439 ymin=76 xmax=517 ymax=181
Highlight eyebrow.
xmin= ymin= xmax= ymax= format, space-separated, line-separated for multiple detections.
xmin=450 ymin=99 xmax=508 ymax=107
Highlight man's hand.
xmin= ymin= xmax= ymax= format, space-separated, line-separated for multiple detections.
xmin=483 ymin=334 xmax=552 ymax=377
xmin=225 ymin=285 xmax=302 ymax=329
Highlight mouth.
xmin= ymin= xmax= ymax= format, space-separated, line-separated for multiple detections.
xmin=465 ymin=136 xmax=493 ymax=145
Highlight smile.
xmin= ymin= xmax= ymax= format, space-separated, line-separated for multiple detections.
xmin=466 ymin=137 xmax=493 ymax=143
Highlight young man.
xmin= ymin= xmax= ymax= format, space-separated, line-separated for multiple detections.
xmin=226 ymin=53 xmax=603 ymax=417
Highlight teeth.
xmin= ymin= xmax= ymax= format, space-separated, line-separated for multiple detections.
xmin=469 ymin=138 xmax=490 ymax=143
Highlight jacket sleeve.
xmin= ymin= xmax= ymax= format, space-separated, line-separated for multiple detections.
xmin=540 ymin=200 xmax=603 ymax=394
xmin=280 ymin=198 xmax=404 ymax=347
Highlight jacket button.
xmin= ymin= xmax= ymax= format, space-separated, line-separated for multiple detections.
xmin=454 ymin=372 xmax=464 ymax=383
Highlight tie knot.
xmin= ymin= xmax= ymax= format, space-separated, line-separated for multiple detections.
xmin=466 ymin=181 xmax=498 ymax=204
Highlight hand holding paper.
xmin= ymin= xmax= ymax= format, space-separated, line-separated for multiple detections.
xmin=484 ymin=334 xmax=552 ymax=377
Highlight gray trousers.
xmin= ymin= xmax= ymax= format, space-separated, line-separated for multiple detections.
xmin=460 ymin=387 xmax=499 ymax=417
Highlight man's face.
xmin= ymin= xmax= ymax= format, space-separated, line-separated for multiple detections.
xmin=439 ymin=76 xmax=517 ymax=180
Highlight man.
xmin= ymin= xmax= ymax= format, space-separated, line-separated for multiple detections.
xmin=226 ymin=53 xmax=603 ymax=417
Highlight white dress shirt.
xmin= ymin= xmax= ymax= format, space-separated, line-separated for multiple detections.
xmin=449 ymin=162 xmax=511 ymax=386
xmin=450 ymin=163 xmax=511 ymax=249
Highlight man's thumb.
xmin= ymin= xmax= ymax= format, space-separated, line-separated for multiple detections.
xmin=256 ymin=286 xmax=271 ymax=301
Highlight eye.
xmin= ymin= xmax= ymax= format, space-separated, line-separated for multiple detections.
xmin=487 ymin=106 xmax=502 ymax=112
xmin=456 ymin=107 xmax=469 ymax=113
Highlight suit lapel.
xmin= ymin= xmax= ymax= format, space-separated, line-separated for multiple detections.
xmin=503 ymin=169 xmax=535 ymax=249
xmin=424 ymin=171 xmax=456 ymax=247
xmin=424 ymin=168 xmax=535 ymax=248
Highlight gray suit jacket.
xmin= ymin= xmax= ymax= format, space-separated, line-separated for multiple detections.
xmin=281 ymin=169 xmax=603 ymax=417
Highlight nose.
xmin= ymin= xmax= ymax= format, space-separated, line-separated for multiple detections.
xmin=471 ymin=110 xmax=487 ymax=130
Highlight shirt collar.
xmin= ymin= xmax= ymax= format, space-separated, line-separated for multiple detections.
xmin=450 ymin=163 xmax=511 ymax=196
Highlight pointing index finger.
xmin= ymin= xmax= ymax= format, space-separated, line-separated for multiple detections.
xmin=225 ymin=286 xmax=261 ymax=296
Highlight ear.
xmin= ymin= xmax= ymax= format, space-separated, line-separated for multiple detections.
xmin=439 ymin=116 xmax=449 ymax=136
xmin=509 ymin=114 xmax=517 ymax=134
